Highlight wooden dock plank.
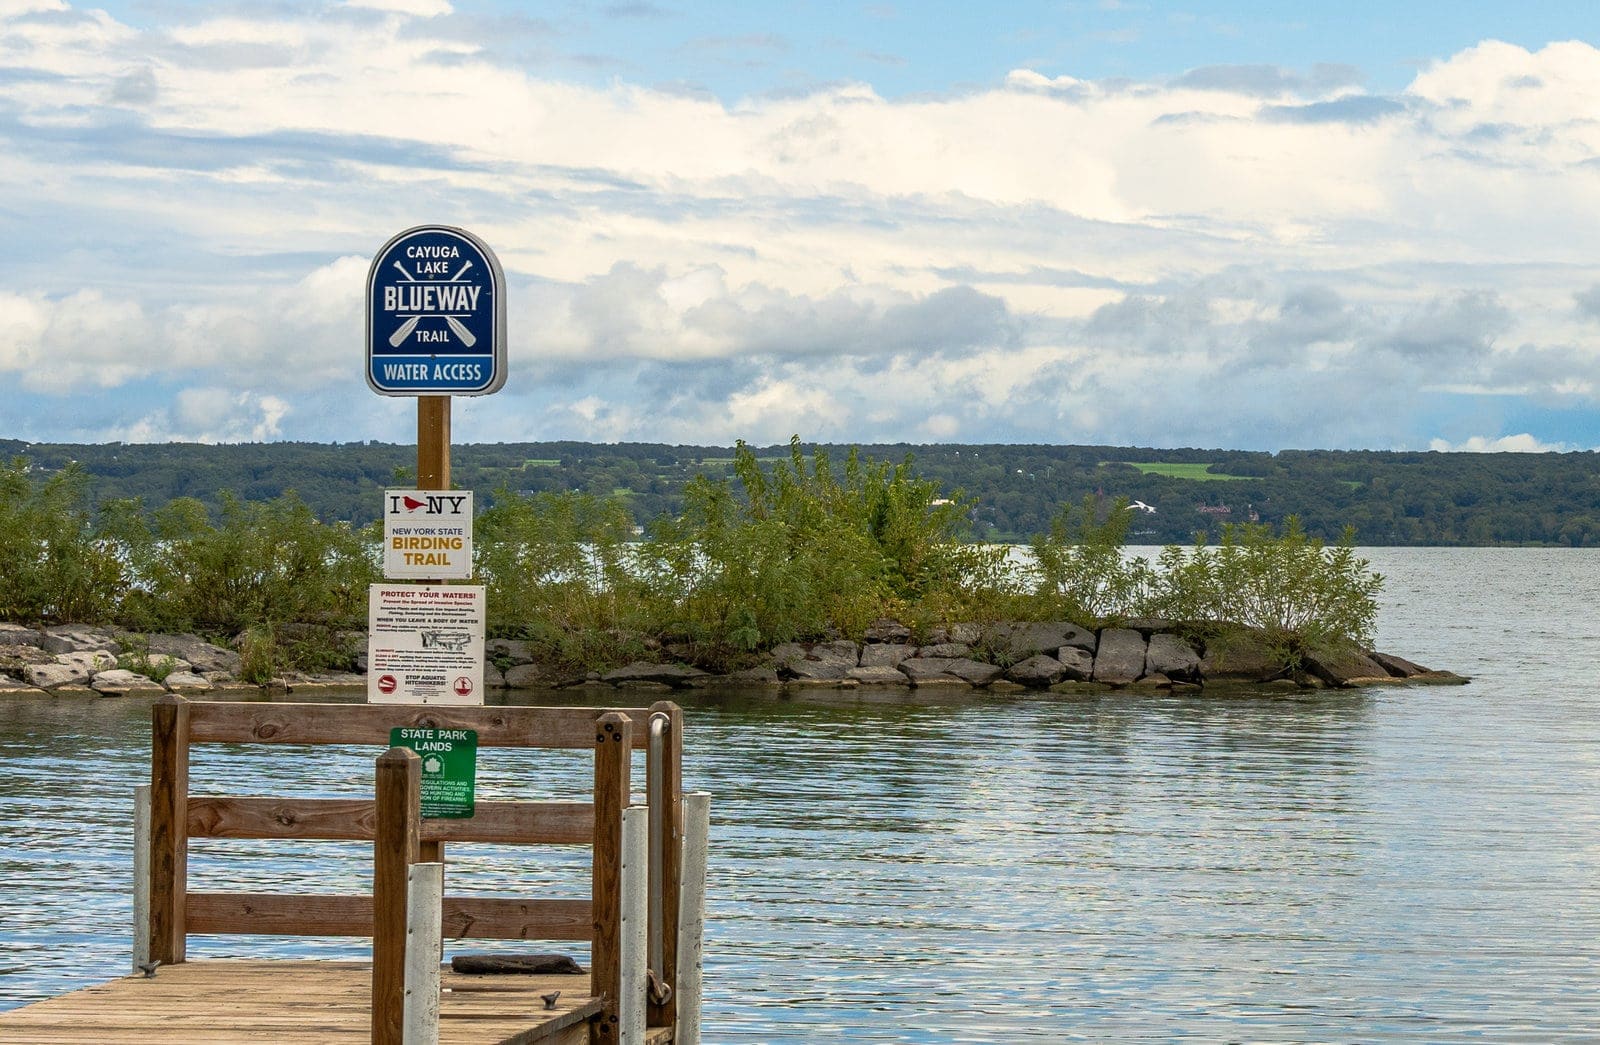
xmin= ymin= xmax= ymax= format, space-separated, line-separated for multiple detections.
xmin=0 ymin=961 xmax=608 ymax=1044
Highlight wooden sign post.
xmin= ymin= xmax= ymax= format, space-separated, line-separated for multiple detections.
xmin=417 ymin=395 xmax=451 ymax=492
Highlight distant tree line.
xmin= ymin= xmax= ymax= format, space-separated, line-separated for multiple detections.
xmin=4 ymin=436 xmax=1598 ymax=545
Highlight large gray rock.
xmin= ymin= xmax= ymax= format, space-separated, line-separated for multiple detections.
xmin=859 ymin=644 xmax=913 ymax=668
xmin=59 ymin=650 xmax=118 ymax=676
xmin=1092 ymin=628 xmax=1147 ymax=684
xmin=503 ymin=663 xmax=546 ymax=688
xmin=0 ymin=677 xmax=46 ymax=696
xmin=1370 ymin=651 xmax=1429 ymax=678
xmin=0 ymin=623 xmax=45 ymax=648
xmin=778 ymin=640 xmax=860 ymax=680
xmin=810 ymin=640 xmax=861 ymax=665
xmin=900 ymin=657 xmax=1001 ymax=686
xmin=0 ymin=643 xmax=54 ymax=677
xmin=1303 ymin=648 xmax=1392 ymax=687
xmin=602 ymin=662 xmax=708 ymax=687
xmin=144 ymin=633 xmax=243 ymax=675
xmin=487 ymin=638 xmax=536 ymax=665
xmin=1057 ymin=646 xmax=1095 ymax=681
xmin=40 ymin=625 xmax=118 ymax=655
xmin=23 ymin=663 xmax=82 ymax=689
xmin=769 ymin=643 xmax=809 ymax=669
xmin=1200 ymin=631 xmax=1288 ymax=682
xmin=787 ymin=658 xmax=854 ymax=681
xmin=1144 ymin=633 xmax=1201 ymax=681
xmin=988 ymin=621 xmax=1097 ymax=657
xmin=90 ymin=669 xmax=166 ymax=696
xmin=23 ymin=650 xmax=116 ymax=689
xmin=899 ymin=657 xmax=971 ymax=686
xmin=163 ymin=671 xmax=214 ymax=693
xmin=1007 ymin=654 xmax=1067 ymax=688
xmin=848 ymin=665 xmax=910 ymax=685
xmin=946 ymin=659 xmax=1003 ymax=685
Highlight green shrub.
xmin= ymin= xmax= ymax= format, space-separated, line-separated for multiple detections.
xmin=1027 ymin=496 xmax=1154 ymax=626
xmin=115 ymin=636 xmax=179 ymax=683
xmin=0 ymin=459 xmax=128 ymax=623
xmin=239 ymin=623 xmax=278 ymax=684
xmin=1144 ymin=518 xmax=1382 ymax=653
xmin=109 ymin=492 xmax=377 ymax=635
xmin=640 ymin=438 xmax=1006 ymax=661
xmin=475 ymin=489 xmax=652 ymax=667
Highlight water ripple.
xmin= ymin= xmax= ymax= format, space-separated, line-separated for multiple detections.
xmin=2 ymin=549 xmax=1599 ymax=1039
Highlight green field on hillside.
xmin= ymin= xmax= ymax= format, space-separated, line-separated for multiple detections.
xmin=1114 ymin=461 xmax=1252 ymax=481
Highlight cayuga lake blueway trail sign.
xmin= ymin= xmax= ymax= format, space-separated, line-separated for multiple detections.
xmin=366 ymin=225 xmax=507 ymax=396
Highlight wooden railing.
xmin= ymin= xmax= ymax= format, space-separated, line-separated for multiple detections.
xmin=139 ymin=695 xmax=695 ymax=1044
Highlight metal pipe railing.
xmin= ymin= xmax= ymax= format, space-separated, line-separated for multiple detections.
xmin=646 ymin=711 xmax=670 ymax=980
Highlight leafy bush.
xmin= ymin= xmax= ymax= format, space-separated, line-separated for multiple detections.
xmin=115 ymin=636 xmax=179 ymax=684
xmin=641 ymin=438 xmax=1005 ymax=661
xmin=106 ymin=491 xmax=377 ymax=635
xmin=238 ymin=623 xmax=278 ymax=684
xmin=0 ymin=459 xmax=128 ymax=623
xmin=475 ymin=489 xmax=653 ymax=667
xmin=1027 ymin=496 xmax=1154 ymax=626
xmin=1144 ymin=518 xmax=1382 ymax=653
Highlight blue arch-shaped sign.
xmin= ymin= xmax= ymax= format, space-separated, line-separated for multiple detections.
xmin=366 ymin=225 xmax=507 ymax=396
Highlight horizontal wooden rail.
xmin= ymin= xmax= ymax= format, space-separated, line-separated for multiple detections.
xmin=188 ymin=797 xmax=595 ymax=845
xmin=185 ymin=702 xmax=659 ymax=749
xmin=187 ymin=892 xmax=592 ymax=940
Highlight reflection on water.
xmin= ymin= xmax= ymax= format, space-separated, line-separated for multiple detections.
xmin=3 ymin=548 xmax=1600 ymax=1040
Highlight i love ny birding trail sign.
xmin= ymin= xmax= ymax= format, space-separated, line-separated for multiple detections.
xmin=366 ymin=225 xmax=507 ymax=395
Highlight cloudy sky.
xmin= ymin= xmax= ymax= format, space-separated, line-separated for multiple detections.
xmin=5 ymin=0 xmax=1600 ymax=451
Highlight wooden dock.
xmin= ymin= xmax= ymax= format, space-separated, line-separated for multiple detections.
xmin=0 ymin=960 xmax=666 ymax=1044
xmin=0 ymin=697 xmax=709 ymax=1045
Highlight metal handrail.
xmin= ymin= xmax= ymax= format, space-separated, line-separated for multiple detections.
xmin=646 ymin=711 xmax=671 ymax=981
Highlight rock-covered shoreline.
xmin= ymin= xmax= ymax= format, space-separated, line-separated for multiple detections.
xmin=0 ymin=619 xmax=1466 ymax=699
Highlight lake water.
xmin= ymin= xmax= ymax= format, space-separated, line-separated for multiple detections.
xmin=1 ymin=547 xmax=1597 ymax=1041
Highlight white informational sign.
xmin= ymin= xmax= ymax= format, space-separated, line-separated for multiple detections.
xmin=367 ymin=584 xmax=486 ymax=705
xmin=384 ymin=489 xmax=473 ymax=579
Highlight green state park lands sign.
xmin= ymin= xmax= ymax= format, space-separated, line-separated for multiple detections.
xmin=390 ymin=727 xmax=477 ymax=819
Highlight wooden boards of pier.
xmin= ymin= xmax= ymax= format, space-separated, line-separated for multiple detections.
xmin=0 ymin=959 xmax=678 ymax=1044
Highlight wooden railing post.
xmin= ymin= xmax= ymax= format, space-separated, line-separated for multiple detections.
xmin=591 ymin=712 xmax=633 ymax=1043
xmin=646 ymin=700 xmax=683 ymax=1030
xmin=149 ymin=695 xmax=191 ymax=965
xmin=373 ymin=747 xmax=421 ymax=1045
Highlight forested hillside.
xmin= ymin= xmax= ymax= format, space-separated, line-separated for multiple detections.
xmin=4 ymin=438 xmax=1599 ymax=546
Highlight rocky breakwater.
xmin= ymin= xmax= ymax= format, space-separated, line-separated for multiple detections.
xmin=768 ymin=619 xmax=1464 ymax=694
xmin=0 ymin=623 xmax=363 ymax=699
xmin=489 ymin=618 xmax=1466 ymax=695
xmin=1 ymin=619 xmax=1465 ymax=700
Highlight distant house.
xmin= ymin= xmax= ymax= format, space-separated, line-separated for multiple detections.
xmin=1196 ymin=504 xmax=1231 ymax=515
